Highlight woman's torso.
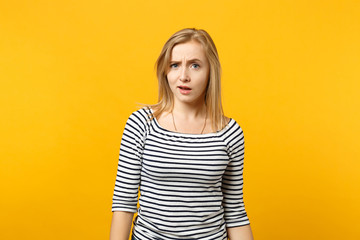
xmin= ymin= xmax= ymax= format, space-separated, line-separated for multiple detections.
xmin=132 ymin=107 xmax=233 ymax=240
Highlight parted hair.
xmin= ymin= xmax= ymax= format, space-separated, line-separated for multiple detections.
xmin=142 ymin=28 xmax=227 ymax=132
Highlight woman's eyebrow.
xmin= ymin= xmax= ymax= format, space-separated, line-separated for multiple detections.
xmin=170 ymin=58 xmax=203 ymax=63
xmin=188 ymin=58 xmax=202 ymax=63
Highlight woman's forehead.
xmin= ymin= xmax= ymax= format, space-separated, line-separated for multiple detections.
xmin=170 ymin=41 xmax=206 ymax=60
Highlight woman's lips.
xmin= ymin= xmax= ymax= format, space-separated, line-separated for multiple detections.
xmin=178 ymin=86 xmax=192 ymax=95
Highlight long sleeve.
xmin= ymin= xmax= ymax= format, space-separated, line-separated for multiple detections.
xmin=222 ymin=121 xmax=250 ymax=227
xmin=111 ymin=109 xmax=148 ymax=213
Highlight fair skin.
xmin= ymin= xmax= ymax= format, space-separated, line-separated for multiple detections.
xmin=110 ymin=40 xmax=254 ymax=240
xmin=160 ymin=40 xmax=254 ymax=239
xmin=227 ymin=224 xmax=255 ymax=240
xmin=109 ymin=211 xmax=133 ymax=240
xmin=159 ymin=40 xmax=211 ymax=133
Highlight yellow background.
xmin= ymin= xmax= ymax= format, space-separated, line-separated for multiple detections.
xmin=1 ymin=0 xmax=359 ymax=239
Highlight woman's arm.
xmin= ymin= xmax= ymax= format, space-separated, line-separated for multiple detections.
xmin=227 ymin=224 xmax=254 ymax=240
xmin=110 ymin=109 xmax=148 ymax=239
xmin=222 ymin=122 xmax=253 ymax=239
xmin=109 ymin=211 xmax=134 ymax=240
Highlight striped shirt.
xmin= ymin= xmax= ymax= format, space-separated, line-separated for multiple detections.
xmin=112 ymin=107 xmax=250 ymax=240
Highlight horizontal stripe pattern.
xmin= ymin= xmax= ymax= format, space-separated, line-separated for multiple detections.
xmin=112 ymin=107 xmax=250 ymax=239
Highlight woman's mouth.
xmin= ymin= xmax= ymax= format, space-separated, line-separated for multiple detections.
xmin=178 ymin=86 xmax=192 ymax=95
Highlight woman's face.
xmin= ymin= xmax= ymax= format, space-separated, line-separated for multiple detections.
xmin=166 ymin=40 xmax=210 ymax=106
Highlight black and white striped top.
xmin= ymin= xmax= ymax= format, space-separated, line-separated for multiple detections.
xmin=112 ymin=107 xmax=250 ymax=240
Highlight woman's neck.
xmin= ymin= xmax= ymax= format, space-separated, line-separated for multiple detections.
xmin=172 ymin=101 xmax=207 ymax=121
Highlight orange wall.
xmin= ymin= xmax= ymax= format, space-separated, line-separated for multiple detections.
xmin=0 ymin=1 xmax=359 ymax=239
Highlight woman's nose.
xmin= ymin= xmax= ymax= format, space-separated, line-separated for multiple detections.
xmin=179 ymin=67 xmax=190 ymax=82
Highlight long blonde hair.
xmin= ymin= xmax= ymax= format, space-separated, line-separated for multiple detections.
xmin=141 ymin=28 xmax=227 ymax=132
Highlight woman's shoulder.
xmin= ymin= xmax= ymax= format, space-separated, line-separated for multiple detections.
xmin=129 ymin=106 xmax=152 ymax=117
xmin=125 ymin=106 xmax=153 ymax=128
xmin=224 ymin=116 xmax=231 ymax=125
xmin=222 ymin=115 xmax=243 ymax=135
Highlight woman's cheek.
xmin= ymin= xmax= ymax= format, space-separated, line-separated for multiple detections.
xmin=167 ymin=72 xmax=176 ymax=83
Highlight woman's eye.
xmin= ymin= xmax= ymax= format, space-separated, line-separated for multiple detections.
xmin=170 ymin=63 xmax=178 ymax=68
xmin=191 ymin=64 xmax=200 ymax=69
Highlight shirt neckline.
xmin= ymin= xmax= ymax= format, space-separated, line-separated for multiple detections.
xmin=148 ymin=107 xmax=233 ymax=137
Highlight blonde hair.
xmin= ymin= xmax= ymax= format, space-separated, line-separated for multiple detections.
xmin=141 ymin=28 xmax=227 ymax=132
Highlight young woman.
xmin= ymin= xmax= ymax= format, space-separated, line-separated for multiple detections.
xmin=110 ymin=28 xmax=254 ymax=240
